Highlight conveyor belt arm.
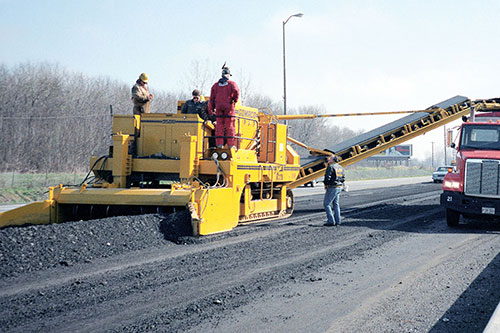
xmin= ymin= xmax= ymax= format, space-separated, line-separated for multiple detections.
xmin=288 ymin=96 xmax=500 ymax=189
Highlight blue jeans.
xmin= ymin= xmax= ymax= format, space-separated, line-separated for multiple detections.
xmin=324 ymin=186 xmax=342 ymax=225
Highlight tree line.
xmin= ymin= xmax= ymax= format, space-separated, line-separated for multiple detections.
xmin=0 ymin=62 xmax=358 ymax=173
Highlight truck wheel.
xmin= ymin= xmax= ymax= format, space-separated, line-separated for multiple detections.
xmin=446 ymin=208 xmax=460 ymax=227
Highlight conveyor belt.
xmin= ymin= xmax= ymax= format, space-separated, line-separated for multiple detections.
xmin=291 ymin=95 xmax=470 ymax=188
xmin=427 ymin=95 xmax=469 ymax=110
xmin=325 ymin=112 xmax=430 ymax=156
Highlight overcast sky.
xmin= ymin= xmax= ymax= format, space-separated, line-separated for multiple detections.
xmin=1 ymin=0 xmax=499 ymax=162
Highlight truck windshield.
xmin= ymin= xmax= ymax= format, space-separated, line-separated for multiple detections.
xmin=460 ymin=124 xmax=500 ymax=150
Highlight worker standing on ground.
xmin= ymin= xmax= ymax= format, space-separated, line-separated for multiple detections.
xmin=131 ymin=73 xmax=154 ymax=115
xmin=181 ymin=89 xmax=214 ymax=122
xmin=323 ymin=154 xmax=345 ymax=226
xmin=208 ymin=64 xmax=240 ymax=149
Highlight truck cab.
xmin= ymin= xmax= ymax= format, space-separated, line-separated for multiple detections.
xmin=441 ymin=109 xmax=500 ymax=225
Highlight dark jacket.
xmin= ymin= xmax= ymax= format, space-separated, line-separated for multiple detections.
xmin=324 ymin=163 xmax=345 ymax=187
xmin=181 ymin=99 xmax=214 ymax=121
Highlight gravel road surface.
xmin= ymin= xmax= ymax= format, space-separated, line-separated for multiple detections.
xmin=1 ymin=179 xmax=499 ymax=332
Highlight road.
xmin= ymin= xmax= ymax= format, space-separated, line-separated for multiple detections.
xmin=1 ymin=178 xmax=499 ymax=332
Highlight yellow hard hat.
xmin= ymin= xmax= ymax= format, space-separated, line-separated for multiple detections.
xmin=139 ymin=73 xmax=149 ymax=83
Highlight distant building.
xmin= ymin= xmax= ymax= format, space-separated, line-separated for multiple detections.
xmin=366 ymin=144 xmax=412 ymax=166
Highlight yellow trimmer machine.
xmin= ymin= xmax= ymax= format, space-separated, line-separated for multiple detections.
xmin=1 ymin=101 xmax=299 ymax=235
xmin=1 ymin=95 xmax=495 ymax=235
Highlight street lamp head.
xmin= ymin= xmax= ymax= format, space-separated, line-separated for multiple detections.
xmin=284 ymin=12 xmax=304 ymax=24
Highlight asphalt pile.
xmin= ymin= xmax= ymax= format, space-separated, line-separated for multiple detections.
xmin=0 ymin=213 xmax=192 ymax=278
xmin=159 ymin=210 xmax=195 ymax=243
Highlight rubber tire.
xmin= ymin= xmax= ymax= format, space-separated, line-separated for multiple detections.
xmin=446 ymin=208 xmax=460 ymax=227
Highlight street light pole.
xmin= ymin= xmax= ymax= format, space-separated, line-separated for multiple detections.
xmin=443 ymin=125 xmax=447 ymax=165
xmin=431 ymin=141 xmax=435 ymax=168
xmin=283 ymin=13 xmax=303 ymax=121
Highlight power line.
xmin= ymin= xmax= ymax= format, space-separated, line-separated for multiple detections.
xmin=1 ymin=114 xmax=112 ymax=120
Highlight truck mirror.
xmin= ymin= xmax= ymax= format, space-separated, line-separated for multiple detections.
xmin=450 ymin=142 xmax=456 ymax=149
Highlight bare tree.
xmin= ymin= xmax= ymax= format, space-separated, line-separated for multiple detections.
xmin=179 ymin=58 xmax=214 ymax=97
xmin=0 ymin=62 xmax=363 ymax=173
xmin=316 ymin=124 xmax=363 ymax=152
xmin=150 ymin=90 xmax=183 ymax=114
xmin=286 ymin=105 xmax=363 ymax=155
xmin=287 ymin=105 xmax=327 ymax=144
xmin=235 ymin=69 xmax=252 ymax=104
xmin=0 ymin=63 xmax=131 ymax=172
xmin=179 ymin=59 xmax=255 ymax=105
xmin=245 ymin=93 xmax=283 ymax=114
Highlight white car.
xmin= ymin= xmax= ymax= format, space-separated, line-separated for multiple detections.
xmin=432 ymin=166 xmax=455 ymax=183
xmin=305 ymin=176 xmax=324 ymax=187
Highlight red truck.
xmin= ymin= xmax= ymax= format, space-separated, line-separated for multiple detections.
xmin=441 ymin=99 xmax=500 ymax=226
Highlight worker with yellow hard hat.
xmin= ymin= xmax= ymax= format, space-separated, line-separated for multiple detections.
xmin=131 ymin=73 xmax=154 ymax=115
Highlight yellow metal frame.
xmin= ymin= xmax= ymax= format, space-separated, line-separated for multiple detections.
xmin=0 ymin=201 xmax=53 ymax=227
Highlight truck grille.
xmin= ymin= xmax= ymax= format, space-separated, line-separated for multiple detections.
xmin=465 ymin=159 xmax=500 ymax=198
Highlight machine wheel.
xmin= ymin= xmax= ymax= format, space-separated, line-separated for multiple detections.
xmin=446 ymin=208 xmax=460 ymax=227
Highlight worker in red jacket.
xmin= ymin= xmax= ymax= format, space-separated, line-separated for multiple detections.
xmin=208 ymin=65 xmax=240 ymax=148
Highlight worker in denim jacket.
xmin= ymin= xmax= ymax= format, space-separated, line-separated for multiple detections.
xmin=323 ymin=154 xmax=345 ymax=226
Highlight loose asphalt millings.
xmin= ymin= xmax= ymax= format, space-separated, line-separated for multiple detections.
xmin=0 ymin=211 xmax=195 ymax=279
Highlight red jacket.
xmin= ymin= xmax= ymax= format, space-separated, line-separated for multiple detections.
xmin=208 ymin=78 xmax=240 ymax=114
